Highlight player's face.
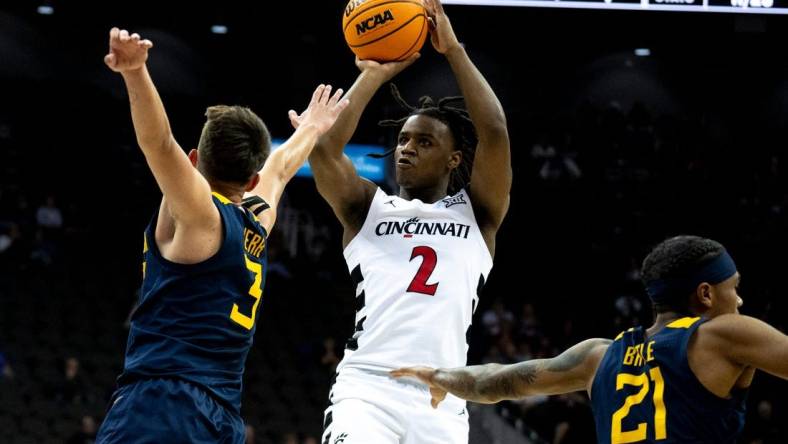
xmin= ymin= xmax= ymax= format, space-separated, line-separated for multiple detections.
xmin=394 ymin=115 xmax=459 ymax=191
xmin=708 ymin=273 xmax=743 ymax=317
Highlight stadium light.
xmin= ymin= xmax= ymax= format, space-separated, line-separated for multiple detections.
xmin=37 ymin=5 xmax=54 ymax=15
xmin=211 ymin=25 xmax=228 ymax=35
xmin=635 ymin=48 xmax=651 ymax=57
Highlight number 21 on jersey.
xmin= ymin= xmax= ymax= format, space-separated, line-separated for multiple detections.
xmin=612 ymin=366 xmax=667 ymax=443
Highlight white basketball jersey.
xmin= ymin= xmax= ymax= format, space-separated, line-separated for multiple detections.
xmin=338 ymin=187 xmax=493 ymax=372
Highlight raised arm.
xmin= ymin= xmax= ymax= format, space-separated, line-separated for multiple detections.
xmin=307 ymin=56 xmax=418 ymax=235
xmin=425 ymin=0 xmax=511 ymax=232
xmin=391 ymin=338 xmax=610 ymax=408
xmin=246 ymin=85 xmax=349 ymax=234
xmin=104 ymin=28 xmax=215 ymax=226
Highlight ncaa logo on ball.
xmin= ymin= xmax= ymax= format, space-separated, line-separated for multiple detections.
xmin=355 ymin=10 xmax=395 ymax=35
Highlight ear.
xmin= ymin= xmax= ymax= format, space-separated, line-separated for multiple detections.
xmin=244 ymin=173 xmax=260 ymax=192
xmin=448 ymin=150 xmax=462 ymax=170
xmin=187 ymin=149 xmax=199 ymax=167
xmin=695 ymin=282 xmax=714 ymax=309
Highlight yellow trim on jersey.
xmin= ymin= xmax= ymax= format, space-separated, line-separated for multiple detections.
xmin=245 ymin=207 xmax=260 ymax=223
xmin=212 ymin=191 xmax=233 ymax=205
xmin=614 ymin=328 xmax=635 ymax=341
xmin=142 ymin=233 xmax=148 ymax=278
xmin=666 ymin=317 xmax=701 ymax=329
xmin=212 ymin=191 xmax=264 ymax=231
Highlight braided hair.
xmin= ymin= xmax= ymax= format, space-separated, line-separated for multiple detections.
xmin=372 ymin=84 xmax=478 ymax=196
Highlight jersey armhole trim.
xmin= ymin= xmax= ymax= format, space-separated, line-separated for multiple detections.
xmin=145 ymin=197 xmax=231 ymax=272
xmin=241 ymin=195 xmax=271 ymax=217
xmin=461 ymin=188 xmax=494 ymax=266
xmin=343 ymin=187 xmax=384 ymax=257
xmin=681 ymin=318 xmax=741 ymax=403
xmin=588 ymin=338 xmax=617 ymax=402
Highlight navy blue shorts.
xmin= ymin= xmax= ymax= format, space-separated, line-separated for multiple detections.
xmin=96 ymin=378 xmax=244 ymax=444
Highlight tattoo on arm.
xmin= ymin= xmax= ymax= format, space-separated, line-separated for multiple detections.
xmin=431 ymin=361 xmax=545 ymax=403
xmin=517 ymin=364 xmax=538 ymax=385
xmin=434 ymin=338 xmax=611 ymax=403
xmin=546 ymin=338 xmax=611 ymax=372
xmin=489 ymin=361 xmax=542 ymax=399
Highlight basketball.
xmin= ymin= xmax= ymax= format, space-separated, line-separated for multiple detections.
xmin=342 ymin=0 xmax=429 ymax=62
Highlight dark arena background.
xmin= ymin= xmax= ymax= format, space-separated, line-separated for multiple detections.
xmin=0 ymin=0 xmax=787 ymax=443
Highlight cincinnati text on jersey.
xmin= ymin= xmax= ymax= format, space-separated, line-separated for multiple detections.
xmin=374 ymin=217 xmax=472 ymax=239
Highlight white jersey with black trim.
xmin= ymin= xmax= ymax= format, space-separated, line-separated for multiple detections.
xmin=338 ymin=187 xmax=493 ymax=372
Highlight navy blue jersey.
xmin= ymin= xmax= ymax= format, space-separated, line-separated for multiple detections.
xmin=118 ymin=192 xmax=268 ymax=414
xmin=591 ymin=317 xmax=747 ymax=444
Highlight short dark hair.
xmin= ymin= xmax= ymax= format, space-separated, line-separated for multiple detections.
xmin=378 ymin=84 xmax=478 ymax=196
xmin=641 ymin=235 xmax=726 ymax=314
xmin=197 ymin=105 xmax=271 ymax=186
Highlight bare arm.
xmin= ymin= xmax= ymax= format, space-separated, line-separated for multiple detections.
xmin=306 ymin=56 xmax=418 ymax=232
xmin=105 ymin=28 xmax=215 ymax=226
xmin=705 ymin=314 xmax=788 ymax=380
xmin=391 ymin=338 xmax=611 ymax=407
xmin=425 ymin=0 xmax=511 ymax=231
xmin=246 ymin=85 xmax=350 ymax=233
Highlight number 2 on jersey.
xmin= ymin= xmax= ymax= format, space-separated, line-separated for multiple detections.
xmin=611 ymin=366 xmax=667 ymax=443
xmin=407 ymin=246 xmax=439 ymax=296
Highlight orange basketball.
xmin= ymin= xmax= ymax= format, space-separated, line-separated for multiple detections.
xmin=342 ymin=0 xmax=429 ymax=62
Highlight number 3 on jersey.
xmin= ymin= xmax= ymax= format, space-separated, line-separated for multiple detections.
xmin=230 ymin=256 xmax=263 ymax=330
xmin=407 ymin=246 xmax=439 ymax=296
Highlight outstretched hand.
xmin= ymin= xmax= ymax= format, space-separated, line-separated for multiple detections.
xmin=287 ymin=85 xmax=350 ymax=135
xmin=104 ymin=27 xmax=153 ymax=74
xmin=390 ymin=366 xmax=448 ymax=409
xmin=423 ymin=0 xmax=461 ymax=55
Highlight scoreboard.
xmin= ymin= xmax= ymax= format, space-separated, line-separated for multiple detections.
xmin=443 ymin=0 xmax=786 ymax=14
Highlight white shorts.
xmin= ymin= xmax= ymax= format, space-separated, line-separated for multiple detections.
xmin=321 ymin=367 xmax=470 ymax=444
